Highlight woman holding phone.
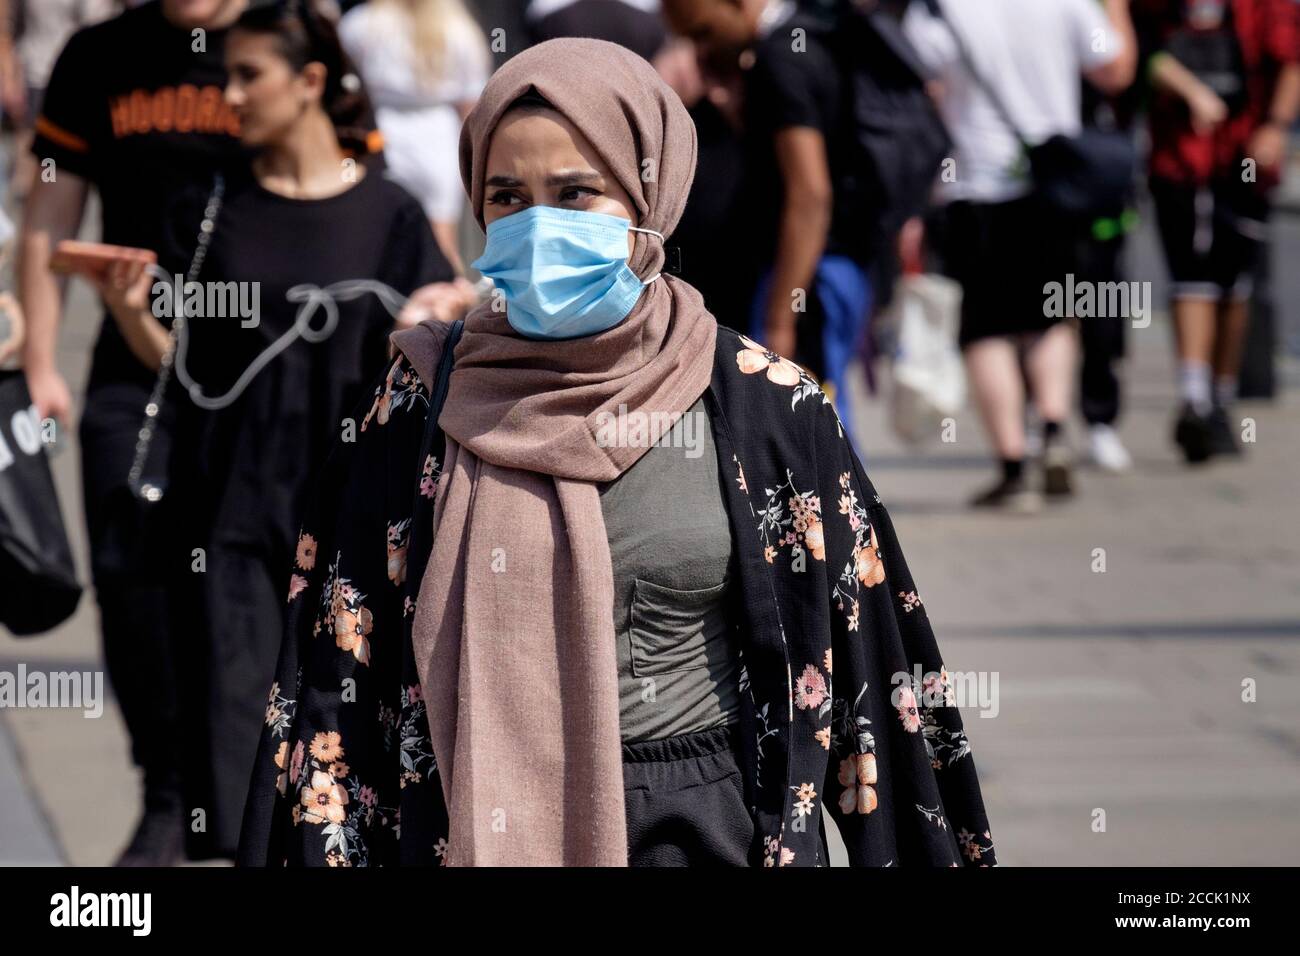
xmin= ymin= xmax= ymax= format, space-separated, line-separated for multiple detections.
xmin=238 ymin=38 xmax=996 ymax=868
xmin=94 ymin=0 xmax=464 ymax=864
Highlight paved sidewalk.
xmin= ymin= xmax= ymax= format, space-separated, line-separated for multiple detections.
xmin=842 ymin=315 xmax=1300 ymax=865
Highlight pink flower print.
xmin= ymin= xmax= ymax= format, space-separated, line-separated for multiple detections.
xmin=290 ymin=740 xmax=305 ymax=785
xmin=794 ymin=664 xmax=828 ymax=710
xmin=736 ymin=335 xmax=802 ymax=386
xmin=897 ymin=685 xmax=921 ymax=733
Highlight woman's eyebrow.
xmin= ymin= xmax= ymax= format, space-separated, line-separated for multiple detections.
xmin=545 ymin=170 xmax=603 ymax=188
xmin=484 ymin=170 xmax=604 ymax=189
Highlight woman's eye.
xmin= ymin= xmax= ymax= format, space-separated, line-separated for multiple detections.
xmin=486 ymin=190 xmax=523 ymax=206
xmin=559 ymin=186 xmax=597 ymax=203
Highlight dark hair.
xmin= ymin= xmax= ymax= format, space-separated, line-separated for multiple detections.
xmin=233 ymin=0 xmax=380 ymax=156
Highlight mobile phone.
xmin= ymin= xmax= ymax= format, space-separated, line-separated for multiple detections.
xmin=50 ymin=240 xmax=157 ymax=280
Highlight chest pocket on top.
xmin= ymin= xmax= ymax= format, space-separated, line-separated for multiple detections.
xmin=629 ymin=576 xmax=731 ymax=678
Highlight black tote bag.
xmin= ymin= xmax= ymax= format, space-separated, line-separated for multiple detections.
xmin=0 ymin=370 xmax=82 ymax=635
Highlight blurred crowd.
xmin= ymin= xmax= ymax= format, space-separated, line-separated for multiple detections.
xmin=0 ymin=0 xmax=1296 ymax=865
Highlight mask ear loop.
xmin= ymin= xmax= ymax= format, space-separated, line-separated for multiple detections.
xmin=628 ymin=225 xmax=666 ymax=285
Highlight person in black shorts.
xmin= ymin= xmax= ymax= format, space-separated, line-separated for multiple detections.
xmin=1137 ymin=0 xmax=1300 ymax=462
xmin=903 ymin=0 xmax=1135 ymax=511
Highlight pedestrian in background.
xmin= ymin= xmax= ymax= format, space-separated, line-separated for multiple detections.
xmin=1075 ymin=74 xmax=1142 ymax=474
xmin=339 ymin=0 xmax=491 ymax=272
xmin=16 ymin=0 xmax=250 ymax=866
xmin=1135 ymin=0 xmax=1300 ymax=463
xmin=902 ymin=0 xmax=1136 ymax=511
xmin=97 ymin=0 xmax=456 ymax=862
xmin=663 ymin=0 xmax=879 ymax=439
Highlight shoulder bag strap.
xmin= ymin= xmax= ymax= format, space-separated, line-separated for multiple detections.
xmin=126 ymin=173 xmax=225 ymax=502
xmin=926 ymin=0 xmax=1031 ymax=148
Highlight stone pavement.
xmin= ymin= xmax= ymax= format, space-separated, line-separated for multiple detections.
xmin=3 ymin=213 xmax=1298 ymax=867
xmin=839 ymin=316 xmax=1300 ymax=865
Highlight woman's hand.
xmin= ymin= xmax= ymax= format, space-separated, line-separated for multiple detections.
xmin=90 ymin=259 xmax=169 ymax=371
xmin=94 ymin=258 xmax=156 ymax=329
xmin=396 ymin=277 xmax=479 ymax=328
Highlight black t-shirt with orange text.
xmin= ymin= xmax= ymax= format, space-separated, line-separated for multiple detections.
xmin=31 ymin=0 xmax=248 ymax=390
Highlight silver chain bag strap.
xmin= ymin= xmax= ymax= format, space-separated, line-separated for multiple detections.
xmin=126 ymin=173 xmax=225 ymax=503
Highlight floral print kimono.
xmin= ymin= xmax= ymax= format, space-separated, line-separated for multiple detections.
xmin=237 ymin=323 xmax=998 ymax=867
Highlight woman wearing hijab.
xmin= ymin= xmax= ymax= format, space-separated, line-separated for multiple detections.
xmin=238 ymin=37 xmax=997 ymax=867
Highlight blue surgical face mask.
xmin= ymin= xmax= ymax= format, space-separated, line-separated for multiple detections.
xmin=471 ymin=204 xmax=664 ymax=340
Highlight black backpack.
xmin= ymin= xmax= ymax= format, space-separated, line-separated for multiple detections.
xmin=832 ymin=1 xmax=953 ymax=243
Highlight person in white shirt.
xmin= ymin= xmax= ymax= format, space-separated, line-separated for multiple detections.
xmin=903 ymin=0 xmax=1135 ymax=511
xmin=339 ymin=0 xmax=491 ymax=272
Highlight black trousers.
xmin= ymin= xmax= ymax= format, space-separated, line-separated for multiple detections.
xmin=622 ymin=722 xmax=757 ymax=866
xmin=79 ymin=383 xmax=185 ymax=811
xmin=1074 ymin=233 xmax=1127 ymax=427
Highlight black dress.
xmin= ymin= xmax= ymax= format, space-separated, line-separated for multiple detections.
xmin=161 ymin=167 xmax=453 ymax=859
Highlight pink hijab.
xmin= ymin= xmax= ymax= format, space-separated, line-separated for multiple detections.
xmin=400 ymin=37 xmax=718 ymax=866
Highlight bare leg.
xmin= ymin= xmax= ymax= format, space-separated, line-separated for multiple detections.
xmin=1023 ymin=321 xmax=1077 ymax=425
xmin=1212 ymin=297 xmax=1249 ymax=380
xmin=964 ymin=336 xmax=1026 ymax=459
xmin=1172 ymin=296 xmax=1217 ymax=365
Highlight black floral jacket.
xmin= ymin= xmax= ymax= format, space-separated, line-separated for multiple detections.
xmin=237 ymin=323 xmax=997 ymax=867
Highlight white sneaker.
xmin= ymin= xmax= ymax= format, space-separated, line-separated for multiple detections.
xmin=1087 ymin=424 xmax=1133 ymax=473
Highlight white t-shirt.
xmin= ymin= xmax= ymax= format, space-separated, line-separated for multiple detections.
xmin=903 ymin=0 xmax=1121 ymax=204
xmin=339 ymin=3 xmax=491 ymax=111
xmin=339 ymin=3 xmax=491 ymax=221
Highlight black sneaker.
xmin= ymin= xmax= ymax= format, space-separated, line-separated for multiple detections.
xmin=970 ymin=475 xmax=1043 ymax=513
xmin=113 ymin=804 xmax=185 ymax=867
xmin=1208 ymin=405 xmax=1243 ymax=457
xmin=1042 ymin=443 xmax=1075 ymax=498
xmin=1173 ymin=403 xmax=1214 ymax=464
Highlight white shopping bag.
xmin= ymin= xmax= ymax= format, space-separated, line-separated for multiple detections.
xmin=885 ymin=273 xmax=966 ymax=445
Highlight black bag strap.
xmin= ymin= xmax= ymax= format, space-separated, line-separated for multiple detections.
xmin=403 ymin=318 xmax=464 ymax=614
xmin=428 ymin=319 xmax=464 ymax=424
xmin=410 ymin=318 xmax=464 ymax=514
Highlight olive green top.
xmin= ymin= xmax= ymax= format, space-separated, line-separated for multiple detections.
xmin=598 ymin=397 xmax=743 ymax=744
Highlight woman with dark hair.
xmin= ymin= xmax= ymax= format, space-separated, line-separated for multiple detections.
xmin=98 ymin=0 xmax=460 ymax=864
xmin=238 ymin=37 xmax=996 ymax=868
